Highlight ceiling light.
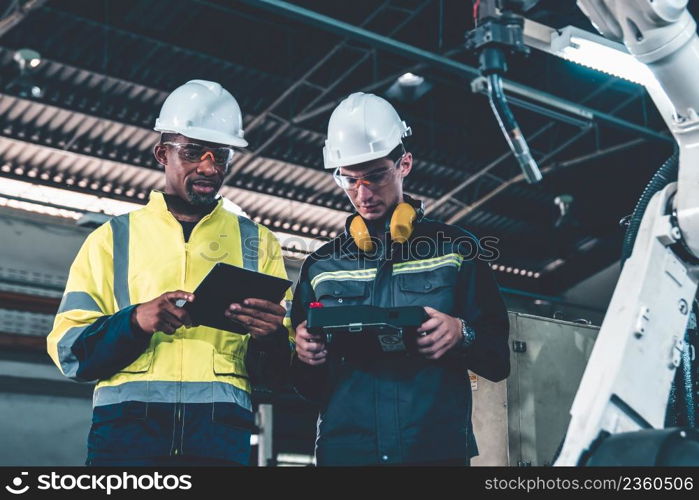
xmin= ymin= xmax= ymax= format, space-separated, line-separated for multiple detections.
xmin=524 ymin=20 xmax=657 ymax=86
xmin=385 ymin=72 xmax=432 ymax=103
xmin=13 ymin=48 xmax=41 ymax=71
xmin=12 ymin=49 xmax=43 ymax=98
xmin=398 ymin=72 xmax=424 ymax=86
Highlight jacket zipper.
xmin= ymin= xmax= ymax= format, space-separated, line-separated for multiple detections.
xmin=166 ymin=209 xmax=208 ymax=458
xmin=173 ymin=215 xmax=187 ymax=458
xmin=371 ymin=231 xmax=395 ymax=308
xmin=162 ymin=199 xmax=220 ymax=458
xmin=173 ymin=403 xmax=183 ymax=456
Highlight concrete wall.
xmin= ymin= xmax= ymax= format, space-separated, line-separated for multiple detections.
xmin=0 ymin=353 xmax=93 ymax=466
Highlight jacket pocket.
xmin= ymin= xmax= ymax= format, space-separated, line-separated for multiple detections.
xmin=314 ymin=280 xmax=369 ymax=306
xmin=397 ymin=266 xmax=458 ymax=312
xmin=212 ymin=350 xmax=247 ymax=377
xmin=211 ymin=402 xmax=256 ymax=431
xmin=89 ymin=401 xmax=152 ymax=456
xmin=118 ymin=348 xmax=155 ymax=374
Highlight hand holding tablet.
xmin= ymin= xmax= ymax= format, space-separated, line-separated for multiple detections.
xmin=181 ymin=262 xmax=292 ymax=334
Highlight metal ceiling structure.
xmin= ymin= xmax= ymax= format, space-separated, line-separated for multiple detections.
xmin=0 ymin=0 xmax=682 ymax=294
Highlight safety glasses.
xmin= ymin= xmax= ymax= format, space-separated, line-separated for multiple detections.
xmin=162 ymin=142 xmax=236 ymax=170
xmin=333 ymin=164 xmax=398 ymax=191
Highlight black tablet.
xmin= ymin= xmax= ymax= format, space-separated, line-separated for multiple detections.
xmin=307 ymin=305 xmax=428 ymax=355
xmin=181 ymin=262 xmax=292 ymax=334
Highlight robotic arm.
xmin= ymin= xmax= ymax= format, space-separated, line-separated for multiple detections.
xmin=466 ymin=0 xmax=543 ymax=183
xmin=555 ymin=0 xmax=699 ymax=465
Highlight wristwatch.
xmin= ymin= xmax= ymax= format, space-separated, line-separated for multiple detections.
xmin=459 ymin=318 xmax=476 ymax=348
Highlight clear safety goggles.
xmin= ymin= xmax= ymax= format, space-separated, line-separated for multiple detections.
xmin=162 ymin=142 xmax=236 ymax=170
xmin=333 ymin=162 xmax=401 ymax=192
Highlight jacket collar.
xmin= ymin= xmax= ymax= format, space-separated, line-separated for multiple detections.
xmin=145 ymin=190 xmax=224 ymax=218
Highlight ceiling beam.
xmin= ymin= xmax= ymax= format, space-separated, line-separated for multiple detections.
xmin=240 ymin=0 xmax=671 ymax=145
xmin=0 ymin=0 xmax=47 ymax=38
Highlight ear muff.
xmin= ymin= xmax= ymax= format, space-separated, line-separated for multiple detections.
xmin=390 ymin=202 xmax=417 ymax=244
xmin=349 ymin=214 xmax=374 ymax=253
xmin=349 ymin=202 xmax=417 ymax=252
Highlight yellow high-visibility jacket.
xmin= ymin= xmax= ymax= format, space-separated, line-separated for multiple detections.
xmin=46 ymin=191 xmax=293 ymax=464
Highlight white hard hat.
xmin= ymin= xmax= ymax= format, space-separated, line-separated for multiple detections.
xmin=154 ymin=79 xmax=248 ymax=147
xmin=323 ymin=92 xmax=411 ymax=170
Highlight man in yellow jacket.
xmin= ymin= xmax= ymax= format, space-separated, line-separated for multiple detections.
xmin=46 ymin=80 xmax=293 ymax=466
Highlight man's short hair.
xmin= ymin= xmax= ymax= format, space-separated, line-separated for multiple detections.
xmin=388 ymin=143 xmax=407 ymax=164
xmin=159 ymin=132 xmax=179 ymax=144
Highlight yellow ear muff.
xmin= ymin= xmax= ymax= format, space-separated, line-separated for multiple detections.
xmin=349 ymin=202 xmax=417 ymax=252
xmin=349 ymin=215 xmax=374 ymax=253
xmin=390 ymin=202 xmax=417 ymax=244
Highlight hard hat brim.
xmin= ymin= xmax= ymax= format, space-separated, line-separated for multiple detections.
xmin=154 ymin=125 xmax=248 ymax=148
xmin=323 ymin=144 xmax=399 ymax=170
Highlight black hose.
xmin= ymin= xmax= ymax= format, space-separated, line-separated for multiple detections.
xmin=488 ymin=73 xmax=518 ymax=133
xmin=486 ymin=72 xmax=542 ymax=183
xmin=665 ymin=318 xmax=697 ymax=428
xmin=621 ymin=143 xmax=679 ymax=265
xmin=681 ymin=327 xmax=696 ymax=428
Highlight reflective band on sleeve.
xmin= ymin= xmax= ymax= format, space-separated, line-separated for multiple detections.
xmin=56 ymin=325 xmax=89 ymax=379
xmin=57 ymin=291 xmax=103 ymax=315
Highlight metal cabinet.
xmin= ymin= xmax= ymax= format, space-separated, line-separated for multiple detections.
xmin=471 ymin=312 xmax=599 ymax=466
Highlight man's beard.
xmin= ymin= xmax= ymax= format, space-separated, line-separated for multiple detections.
xmin=186 ymin=183 xmax=220 ymax=206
